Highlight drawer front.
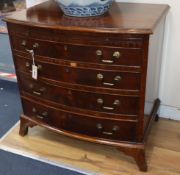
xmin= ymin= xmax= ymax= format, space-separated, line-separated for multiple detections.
xmin=11 ymin=36 xmax=143 ymax=66
xmin=15 ymin=56 xmax=141 ymax=90
xmin=8 ymin=23 xmax=144 ymax=48
xmin=19 ymin=75 xmax=140 ymax=115
xmin=63 ymin=113 xmax=136 ymax=142
xmin=22 ymin=98 xmax=137 ymax=142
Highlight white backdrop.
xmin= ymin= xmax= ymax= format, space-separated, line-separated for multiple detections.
xmin=116 ymin=1 xmax=180 ymax=121
xmin=26 ymin=0 xmax=47 ymax=7
xmin=26 ymin=0 xmax=180 ymax=120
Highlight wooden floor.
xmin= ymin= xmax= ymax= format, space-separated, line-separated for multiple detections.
xmin=0 ymin=118 xmax=180 ymax=175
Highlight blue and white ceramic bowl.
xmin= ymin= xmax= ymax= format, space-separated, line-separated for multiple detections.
xmin=55 ymin=0 xmax=114 ymax=17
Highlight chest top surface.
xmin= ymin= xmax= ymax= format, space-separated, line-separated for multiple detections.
xmin=5 ymin=0 xmax=169 ymax=34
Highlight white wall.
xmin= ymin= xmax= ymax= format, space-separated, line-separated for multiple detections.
xmin=26 ymin=0 xmax=47 ymax=8
xmin=116 ymin=0 xmax=180 ymax=120
xmin=26 ymin=0 xmax=180 ymax=120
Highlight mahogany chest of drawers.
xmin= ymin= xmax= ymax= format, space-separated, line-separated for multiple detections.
xmin=5 ymin=1 xmax=169 ymax=171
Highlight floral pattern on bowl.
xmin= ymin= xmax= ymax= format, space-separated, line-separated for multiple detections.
xmin=55 ymin=0 xmax=114 ymax=17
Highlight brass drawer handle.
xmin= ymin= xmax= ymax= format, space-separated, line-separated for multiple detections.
xmin=25 ymin=61 xmax=30 ymax=68
xmin=33 ymin=43 xmax=39 ymax=49
xmin=103 ymin=106 xmax=114 ymax=110
xmin=30 ymin=84 xmax=46 ymax=96
xmin=96 ymin=50 xmax=103 ymax=57
xmin=33 ymin=88 xmax=46 ymax=96
xmin=97 ymin=98 xmax=120 ymax=111
xmin=112 ymin=125 xmax=120 ymax=132
xmin=97 ymin=73 xmax=104 ymax=81
xmin=96 ymin=50 xmax=121 ymax=64
xmin=113 ymin=51 xmax=121 ymax=59
xmin=101 ymin=60 xmax=114 ymax=64
xmin=96 ymin=124 xmax=120 ymax=135
xmin=25 ymin=62 xmax=42 ymax=71
xmin=36 ymin=115 xmax=45 ymax=119
xmin=33 ymin=91 xmax=42 ymax=96
xmin=36 ymin=113 xmax=48 ymax=119
xmin=96 ymin=123 xmax=103 ymax=130
xmin=97 ymin=73 xmax=122 ymax=87
xmin=21 ymin=40 xmax=39 ymax=52
xmin=102 ymin=131 xmax=113 ymax=135
xmin=32 ymin=107 xmax=48 ymax=119
xmin=103 ymin=82 xmax=115 ymax=86
xmin=37 ymin=64 xmax=42 ymax=71
xmin=21 ymin=40 xmax=27 ymax=47
xmin=113 ymin=99 xmax=121 ymax=106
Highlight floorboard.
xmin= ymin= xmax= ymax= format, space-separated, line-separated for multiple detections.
xmin=0 ymin=118 xmax=180 ymax=175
